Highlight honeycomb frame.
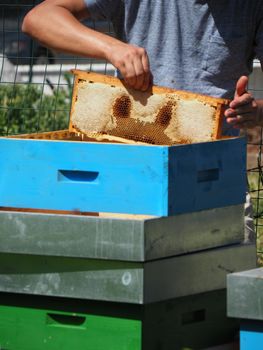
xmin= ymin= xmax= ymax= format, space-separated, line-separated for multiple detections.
xmin=69 ymin=70 xmax=229 ymax=145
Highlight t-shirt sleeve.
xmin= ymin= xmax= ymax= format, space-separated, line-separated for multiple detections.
xmin=84 ymin=0 xmax=120 ymax=20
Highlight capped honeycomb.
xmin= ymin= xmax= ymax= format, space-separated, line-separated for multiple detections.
xmin=70 ymin=71 xmax=229 ymax=145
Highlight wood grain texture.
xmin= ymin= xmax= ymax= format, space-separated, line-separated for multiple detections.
xmin=7 ymin=130 xmax=147 ymax=145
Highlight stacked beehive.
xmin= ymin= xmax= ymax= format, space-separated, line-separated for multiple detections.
xmin=0 ymin=71 xmax=257 ymax=349
xmin=227 ymin=267 xmax=263 ymax=350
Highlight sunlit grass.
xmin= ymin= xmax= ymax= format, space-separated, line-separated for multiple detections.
xmin=248 ymin=171 xmax=263 ymax=265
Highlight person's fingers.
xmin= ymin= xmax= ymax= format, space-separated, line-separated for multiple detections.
xmin=226 ymin=113 xmax=258 ymax=129
xmin=132 ymin=48 xmax=151 ymax=91
xmin=227 ymin=113 xmax=250 ymax=122
xmin=133 ymin=65 xmax=145 ymax=90
xmin=229 ymin=119 xmax=257 ymax=129
xmin=108 ymin=43 xmax=152 ymax=91
xmin=141 ymin=50 xmax=151 ymax=91
xmin=235 ymin=76 xmax=249 ymax=98
xmin=122 ymin=60 xmax=137 ymax=88
xmin=225 ymin=76 xmax=260 ymax=129
xmin=225 ymin=105 xmax=255 ymax=117
xmin=230 ymin=93 xmax=254 ymax=109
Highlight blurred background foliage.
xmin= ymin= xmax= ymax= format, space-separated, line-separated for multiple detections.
xmin=0 ymin=74 xmax=71 ymax=135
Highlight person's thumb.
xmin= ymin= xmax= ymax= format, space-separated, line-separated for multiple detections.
xmin=235 ymin=76 xmax=248 ymax=98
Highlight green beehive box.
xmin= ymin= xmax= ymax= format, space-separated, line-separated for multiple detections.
xmin=0 ymin=290 xmax=239 ymax=350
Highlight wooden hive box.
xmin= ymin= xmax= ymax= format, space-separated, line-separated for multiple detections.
xmin=0 ymin=241 xmax=256 ymax=303
xmin=0 ymin=71 xmax=246 ymax=216
xmin=227 ymin=267 xmax=263 ymax=350
xmin=0 ymin=290 xmax=241 ymax=350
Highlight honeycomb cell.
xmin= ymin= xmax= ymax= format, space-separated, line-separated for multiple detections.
xmin=109 ymin=115 xmax=173 ymax=145
xmin=112 ymin=95 xmax=132 ymax=118
xmin=156 ymin=101 xmax=175 ymax=126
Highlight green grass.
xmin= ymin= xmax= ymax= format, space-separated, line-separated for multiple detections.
xmin=248 ymin=171 xmax=263 ymax=265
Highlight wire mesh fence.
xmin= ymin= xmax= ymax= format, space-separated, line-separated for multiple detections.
xmin=1 ymin=1 xmax=263 ymax=261
xmin=0 ymin=0 xmax=115 ymax=136
xmin=247 ymin=67 xmax=263 ymax=263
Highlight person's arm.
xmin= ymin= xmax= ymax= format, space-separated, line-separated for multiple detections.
xmin=225 ymin=76 xmax=263 ymax=128
xmin=22 ymin=0 xmax=151 ymax=91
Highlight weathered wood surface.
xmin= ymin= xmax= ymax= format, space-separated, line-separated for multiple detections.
xmin=227 ymin=267 xmax=263 ymax=320
xmin=0 ymin=243 xmax=256 ymax=304
xmin=0 ymin=205 xmax=244 ymax=261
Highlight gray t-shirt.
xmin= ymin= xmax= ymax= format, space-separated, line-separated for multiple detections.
xmin=84 ymin=0 xmax=263 ymax=100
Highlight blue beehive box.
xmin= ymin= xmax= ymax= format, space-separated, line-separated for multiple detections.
xmin=0 ymin=133 xmax=246 ymax=216
xmin=0 ymin=71 xmax=246 ymax=216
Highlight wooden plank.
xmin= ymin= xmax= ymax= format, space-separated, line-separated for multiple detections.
xmin=0 ymin=207 xmax=99 ymax=216
xmin=0 ymin=204 xmax=244 ymax=261
xmin=6 ymin=129 xmax=147 ymax=145
xmin=0 ymin=243 xmax=256 ymax=304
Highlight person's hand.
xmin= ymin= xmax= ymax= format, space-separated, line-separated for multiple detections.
xmin=225 ymin=76 xmax=260 ymax=129
xmin=106 ymin=42 xmax=151 ymax=91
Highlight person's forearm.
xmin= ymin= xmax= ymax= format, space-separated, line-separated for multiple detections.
xmin=22 ymin=2 xmax=120 ymax=60
xmin=22 ymin=1 xmax=151 ymax=90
